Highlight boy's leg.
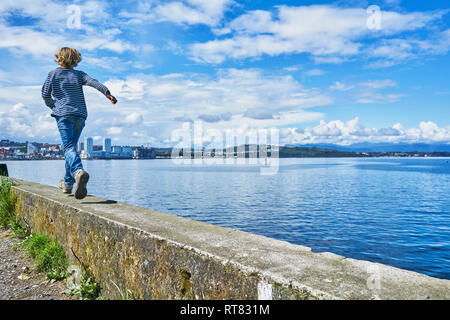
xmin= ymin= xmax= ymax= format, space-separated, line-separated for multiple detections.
xmin=70 ymin=117 xmax=89 ymax=199
xmin=64 ymin=161 xmax=75 ymax=186
xmin=71 ymin=117 xmax=85 ymax=176
xmin=56 ymin=116 xmax=84 ymax=185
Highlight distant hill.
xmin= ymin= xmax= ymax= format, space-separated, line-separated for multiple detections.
xmin=171 ymin=145 xmax=364 ymax=158
xmin=285 ymin=143 xmax=450 ymax=153
xmin=279 ymin=146 xmax=362 ymax=158
xmin=152 ymin=143 xmax=450 ymax=159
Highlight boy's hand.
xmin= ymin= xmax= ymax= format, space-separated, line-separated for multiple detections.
xmin=106 ymin=93 xmax=117 ymax=104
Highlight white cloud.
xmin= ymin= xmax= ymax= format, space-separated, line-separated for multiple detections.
xmin=368 ymin=38 xmax=414 ymax=60
xmin=226 ymin=9 xmax=273 ymax=34
xmin=0 ymin=68 xmax=331 ymax=144
xmin=367 ymin=28 xmax=450 ymax=68
xmin=2 ymin=68 xmax=443 ymax=147
xmin=313 ymin=56 xmax=350 ymax=64
xmin=329 ymin=81 xmax=355 ymax=91
xmin=359 ymin=79 xmax=397 ymax=89
xmin=0 ymin=25 xmax=133 ymax=58
xmin=155 ymin=2 xmax=216 ymax=25
xmin=0 ymin=1 xmax=134 ymax=58
xmin=355 ymin=79 xmax=403 ymax=103
xmin=105 ymin=69 xmax=332 ymax=125
xmin=328 ymin=79 xmax=404 ymax=104
xmin=0 ymin=24 xmax=63 ymax=57
xmin=279 ymin=117 xmax=450 ymax=145
xmin=124 ymin=112 xmax=144 ymax=125
xmin=120 ymin=0 xmax=234 ymax=27
xmin=189 ymin=5 xmax=447 ymax=64
xmin=305 ymin=69 xmax=325 ymax=76
xmin=0 ymin=0 xmax=112 ymax=34
xmin=111 ymin=111 xmax=145 ymax=127
xmin=1 ymin=84 xmax=448 ymax=146
xmin=106 ymin=127 xmax=123 ymax=135
xmin=417 ymin=121 xmax=449 ymax=140
xmin=0 ymin=0 xmax=67 ymax=27
xmin=0 ymin=102 xmax=57 ymax=140
xmin=355 ymin=93 xmax=404 ymax=104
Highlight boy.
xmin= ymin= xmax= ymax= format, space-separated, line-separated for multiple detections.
xmin=42 ymin=47 xmax=117 ymax=199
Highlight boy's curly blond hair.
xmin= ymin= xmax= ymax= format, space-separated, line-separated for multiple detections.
xmin=54 ymin=47 xmax=82 ymax=69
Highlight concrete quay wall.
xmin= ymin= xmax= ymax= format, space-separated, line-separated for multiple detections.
xmin=9 ymin=179 xmax=450 ymax=300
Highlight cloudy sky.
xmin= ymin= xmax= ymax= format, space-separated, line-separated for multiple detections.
xmin=0 ymin=0 xmax=449 ymax=147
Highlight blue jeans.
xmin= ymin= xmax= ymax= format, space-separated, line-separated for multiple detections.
xmin=55 ymin=116 xmax=85 ymax=186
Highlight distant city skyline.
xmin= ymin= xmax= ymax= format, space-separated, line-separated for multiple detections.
xmin=0 ymin=1 xmax=449 ymax=147
xmin=0 ymin=137 xmax=156 ymax=160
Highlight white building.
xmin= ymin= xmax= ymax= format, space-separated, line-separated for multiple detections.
xmin=27 ymin=142 xmax=38 ymax=154
xmin=80 ymin=138 xmax=133 ymax=159
xmin=77 ymin=142 xmax=84 ymax=153
xmin=112 ymin=146 xmax=122 ymax=153
xmin=85 ymin=137 xmax=93 ymax=154
xmin=122 ymin=146 xmax=132 ymax=155
xmin=103 ymin=138 xmax=111 ymax=153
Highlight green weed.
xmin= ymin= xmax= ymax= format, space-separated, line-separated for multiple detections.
xmin=65 ymin=270 xmax=101 ymax=300
xmin=0 ymin=178 xmax=15 ymax=228
xmin=0 ymin=178 xmax=29 ymax=238
xmin=22 ymin=233 xmax=68 ymax=280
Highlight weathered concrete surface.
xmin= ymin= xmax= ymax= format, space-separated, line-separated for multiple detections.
xmin=9 ymin=178 xmax=450 ymax=300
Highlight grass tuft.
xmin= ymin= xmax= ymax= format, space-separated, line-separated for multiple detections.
xmin=22 ymin=233 xmax=68 ymax=280
xmin=0 ymin=178 xmax=29 ymax=238
xmin=0 ymin=178 xmax=15 ymax=229
xmin=22 ymin=233 xmax=48 ymax=258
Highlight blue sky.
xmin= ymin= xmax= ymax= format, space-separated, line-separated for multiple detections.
xmin=0 ymin=0 xmax=449 ymax=147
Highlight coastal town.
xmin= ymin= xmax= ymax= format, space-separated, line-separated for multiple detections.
xmin=0 ymin=138 xmax=158 ymax=160
xmin=1 ymin=139 xmax=449 ymax=160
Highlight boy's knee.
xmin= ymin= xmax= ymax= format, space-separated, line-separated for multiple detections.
xmin=63 ymin=145 xmax=78 ymax=154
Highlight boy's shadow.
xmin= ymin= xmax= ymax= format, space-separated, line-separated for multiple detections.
xmin=68 ymin=194 xmax=117 ymax=204
xmin=81 ymin=199 xmax=118 ymax=205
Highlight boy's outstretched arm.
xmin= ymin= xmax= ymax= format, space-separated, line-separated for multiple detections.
xmin=81 ymin=72 xmax=117 ymax=104
xmin=41 ymin=73 xmax=55 ymax=109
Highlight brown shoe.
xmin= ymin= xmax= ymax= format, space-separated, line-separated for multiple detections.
xmin=58 ymin=180 xmax=72 ymax=194
xmin=73 ymin=169 xmax=89 ymax=199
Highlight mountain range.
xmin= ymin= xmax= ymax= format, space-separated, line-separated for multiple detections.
xmin=285 ymin=143 xmax=450 ymax=153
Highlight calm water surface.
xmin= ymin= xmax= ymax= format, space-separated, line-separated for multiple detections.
xmin=5 ymin=158 xmax=450 ymax=279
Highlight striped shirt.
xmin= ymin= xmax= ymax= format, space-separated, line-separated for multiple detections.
xmin=41 ymin=67 xmax=110 ymax=119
